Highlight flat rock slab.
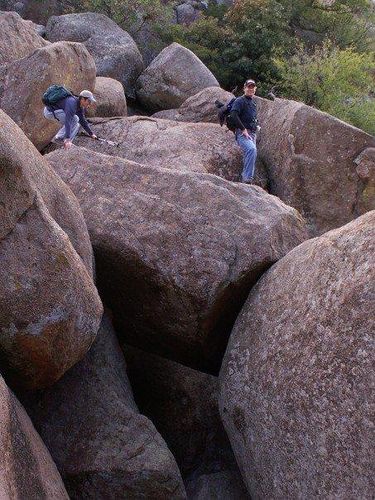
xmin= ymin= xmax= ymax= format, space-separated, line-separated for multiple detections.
xmin=0 ymin=110 xmax=102 ymax=389
xmin=256 ymin=97 xmax=375 ymax=235
xmin=219 ymin=211 xmax=375 ymax=498
xmin=47 ymin=146 xmax=307 ymax=372
xmin=20 ymin=314 xmax=186 ymax=499
xmin=74 ymin=115 xmax=243 ymax=181
xmin=0 ymin=41 xmax=96 ymax=150
xmin=0 ymin=375 xmax=68 ymax=499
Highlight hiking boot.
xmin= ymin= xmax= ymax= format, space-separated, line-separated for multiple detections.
xmin=51 ymin=136 xmax=64 ymax=145
xmin=243 ymin=178 xmax=254 ymax=185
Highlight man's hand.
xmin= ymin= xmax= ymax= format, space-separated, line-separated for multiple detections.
xmin=241 ymin=129 xmax=251 ymax=139
xmin=64 ymin=139 xmax=73 ymax=150
xmin=91 ymin=134 xmax=97 ymax=140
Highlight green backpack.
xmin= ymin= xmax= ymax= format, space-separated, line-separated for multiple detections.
xmin=42 ymin=85 xmax=73 ymax=106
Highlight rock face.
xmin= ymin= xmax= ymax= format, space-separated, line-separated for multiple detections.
xmin=186 ymin=471 xmax=249 ymax=500
xmin=256 ymin=97 xmax=375 ymax=235
xmin=86 ymin=76 xmax=127 ymax=118
xmin=45 ymin=12 xmax=144 ymax=94
xmin=354 ymin=147 xmax=375 ymax=214
xmin=21 ymin=314 xmax=186 ymax=499
xmin=124 ymin=346 xmax=249 ymax=498
xmin=0 ymin=375 xmax=69 ymax=499
xmin=0 ymin=41 xmax=96 ymax=150
xmin=219 ymin=211 xmax=375 ymax=499
xmin=175 ymin=2 xmax=202 ymax=25
xmin=0 ymin=0 xmax=69 ymax=24
xmin=0 ymin=10 xmax=48 ymax=65
xmin=74 ymin=116 xmax=243 ymax=181
xmin=131 ymin=21 xmax=166 ymax=67
xmin=46 ymin=146 xmax=307 ymax=372
xmin=152 ymin=86 xmax=235 ymax=123
xmin=136 ymin=42 xmax=219 ymax=112
xmin=0 ymin=110 xmax=103 ymax=389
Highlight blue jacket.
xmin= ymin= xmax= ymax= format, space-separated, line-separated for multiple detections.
xmin=230 ymin=95 xmax=257 ymax=131
xmin=48 ymin=96 xmax=93 ymax=139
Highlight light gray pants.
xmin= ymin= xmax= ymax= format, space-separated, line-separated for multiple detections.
xmin=44 ymin=107 xmax=80 ymax=141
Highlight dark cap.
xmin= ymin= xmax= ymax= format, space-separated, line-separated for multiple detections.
xmin=244 ymin=79 xmax=256 ymax=87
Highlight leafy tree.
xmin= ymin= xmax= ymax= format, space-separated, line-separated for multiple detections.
xmin=163 ymin=0 xmax=293 ymax=93
xmin=274 ymin=42 xmax=375 ymax=134
xmin=278 ymin=0 xmax=375 ymax=52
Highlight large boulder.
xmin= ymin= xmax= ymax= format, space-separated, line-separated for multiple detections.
xmin=0 ymin=41 xmax=96 ymax=150
xmin=0 ymin=0 xmax=69 ymax=24
xmin=136 ymin=42 xmax=219 ymax=112
xmin=152 ymin=86 xmax=234 ymax=123
xmin=124 ymin=346 xmax=249 ymax=498
xmin=46 ymin=146 xmax=307 ymax=372
xmin=0 ymin=110 xmax=103 ymax=389
xmin=20 ymin=314 xmax=186 ymax=499
xmin=74 ymin=116 xmax=243 ymax=181
xmin=0 ymin=109 xmax=94 ymax=273
xmin=86 ymin=76 xmax=127 ymax=118
xmin=175 ymin=2 xmax=202 ymax=25
xmin=256 ymin=96 xmax=375 ymax=235
xmin=0 ymin=10 xmax=48 ymax=65
xmin=0 ymin=375 xmax=69 ymax=498
xmin=45 ymin=12 xmax=144 ymax=95
xmin=219 ymin=211 xmax=375 ymax=498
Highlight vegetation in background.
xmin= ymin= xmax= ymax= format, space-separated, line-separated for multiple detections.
xmin=275 ymin=43 xmax=375 ymax=134
xmin=77 ymin=0 xmax=375 ymax=133
xmin=162 ymin=0 xmax=292 ymax=94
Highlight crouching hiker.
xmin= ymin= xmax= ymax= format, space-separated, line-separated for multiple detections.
xmin=229 ymin=79 xmax=259 ymax=184
xmin=43 ymin=87 xmax=97 ymax=149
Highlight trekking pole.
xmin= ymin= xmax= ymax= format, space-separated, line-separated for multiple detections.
xmin=92 ymin=136 xmax=120 ymax=147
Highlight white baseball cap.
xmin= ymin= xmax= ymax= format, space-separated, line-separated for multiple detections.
xmin=79 ymin=90 xmax=97 ymax=102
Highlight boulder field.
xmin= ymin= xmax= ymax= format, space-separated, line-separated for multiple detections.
xmin=46 ymin=146 xmax=307 ymax=372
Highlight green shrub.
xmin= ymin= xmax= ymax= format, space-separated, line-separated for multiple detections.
xmin=163 ymin=0 xmax=292 ymax=93
xmin=274 ymin=43 xmax=375 ymax=134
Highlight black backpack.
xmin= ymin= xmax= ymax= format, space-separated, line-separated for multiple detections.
xmin=215 ymin=97 xmax=237 ymax=133
xmin=42 ymin=85 xmax=73 ymax=106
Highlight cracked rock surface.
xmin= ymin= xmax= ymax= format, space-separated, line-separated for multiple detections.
xmin=74 ymin=115 xmax=243 ymax=181
xmin=124 ymin=346 xmax=249 ymax=498
xmin=0 ymin=110 xmax=102 ymax=389
xmin=20 ymin=314 xmax=186 ymax=499
xmin=219 ymin=211 xmax=375 ymax=499
xmin=46 ymin=146 xmax=308 ymax=372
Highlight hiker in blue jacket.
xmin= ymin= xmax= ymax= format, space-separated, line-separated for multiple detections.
xmin=43 ymin=90 xmax=97 ymax=149
xmin=229 ymin=79 xmax=258 ymax=184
